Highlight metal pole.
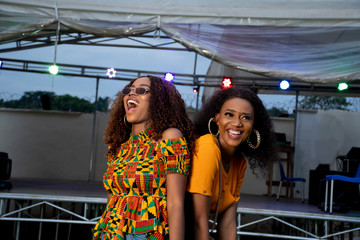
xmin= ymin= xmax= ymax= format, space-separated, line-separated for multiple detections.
xmin=193 ymin=53 xmax=200 ymax=114
xmin=293 ymin=90 xmax=299 ymax=148
xmin=38 ymin=204 xmax=44 ymax=240
xmin=88 ymin=77 xmax=100 ymax=181
xmin=195 ymin=85 xmax=200 ymax=115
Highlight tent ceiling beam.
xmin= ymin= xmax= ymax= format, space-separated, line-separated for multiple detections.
xmin=0 ymin=32 xmax=188 ymax=53
xmin=1 ymin=57 xmax=360 ymax=97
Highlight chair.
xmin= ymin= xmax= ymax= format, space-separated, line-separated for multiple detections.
xmin=276 ymin=160 xmax=306 ymax=202
xmin=324 ymin=163 xmax=360 ymax=214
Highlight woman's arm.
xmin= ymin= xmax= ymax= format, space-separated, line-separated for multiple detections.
xmin=217 ymin=203 xmax=237 ymax=240
xmin=167 ymin=174 xmax=187 ymax=240
xmin=192 ymin=193 xmax=211 ymax=240
xmin=162 ymin=128 xmax=187 ymax=240
xmin=107 ymin=193 xmax=111 ymax=204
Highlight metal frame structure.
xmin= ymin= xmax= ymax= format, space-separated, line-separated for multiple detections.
xmin=2 ymin=57 xmax=360 ymax=96
xmin=1 ymin=193 xmax=360 ymax=240
xmin=1 ymin=28 xmax=360 ymax=96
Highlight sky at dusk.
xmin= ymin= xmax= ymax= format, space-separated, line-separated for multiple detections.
xmin=1 ymin=38 xmax=299 ymax=112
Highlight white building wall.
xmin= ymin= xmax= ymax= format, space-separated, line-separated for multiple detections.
xmin=1 ymin=108 xmax=358 ymax=200
xmin=293 ymin=109 xmax=360 ymax=199
xmin=0 ymin=109 xmax=108 ymax=182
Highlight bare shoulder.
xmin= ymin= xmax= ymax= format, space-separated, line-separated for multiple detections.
xmin=161 ymin=128 xmax=183 ymax=140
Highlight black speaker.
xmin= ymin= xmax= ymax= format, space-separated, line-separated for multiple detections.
xmin=0 ymin=152 xmax=12 ymax=180
xmin=41 ymin=94 xmax=51 ymax=110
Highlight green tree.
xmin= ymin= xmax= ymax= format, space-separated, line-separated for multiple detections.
xmin=1 ymin=91 xmax=55 ymax=109
xmin=299 ymin=96 xmax=351 ymax=110
xmin=96 ymin=97 xmax=110 ymax=112
xmin=267 ymin=107 xmax=290 ymax=117
xmin=52 ymin=94 xmax=94 ymax=113
xmin=0 ymin=91 xmax=110 ymax=113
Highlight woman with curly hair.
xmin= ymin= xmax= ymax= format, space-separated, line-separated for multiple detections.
xmin=93 ymin=75 xmax=195 ymax=240
xmin=186 ymin=87 xmax=277 ymax=240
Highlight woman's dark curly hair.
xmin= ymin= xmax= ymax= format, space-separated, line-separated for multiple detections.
xmin=104 ymin=75 xmax=196 ymax=159
xmin=195 ymin=87 xmax=277 ymax=173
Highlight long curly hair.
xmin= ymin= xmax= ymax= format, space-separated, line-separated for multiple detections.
xmin=195 ymin=87 xmax=277 ymax=173
xmin=104 ymin=75 xmax=196 ymax=159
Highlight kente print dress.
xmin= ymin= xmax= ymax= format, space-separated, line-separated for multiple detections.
xmin=93 ymin=128 xmax=191 ymax=240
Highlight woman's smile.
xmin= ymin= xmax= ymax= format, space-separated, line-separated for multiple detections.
xmin=215 ymin=97 xmax=254 ymax=154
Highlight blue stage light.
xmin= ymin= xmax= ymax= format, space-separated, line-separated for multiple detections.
xmin=0 ymin=59 xmax=3 ymax=68
xmin=164 ymin=72 xmax=174 ymax=82
xmin=279 ymin=80 xmax=290 ymax=90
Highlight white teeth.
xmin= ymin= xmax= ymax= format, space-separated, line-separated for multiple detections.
xmin=127 ymin=100 xmax=139 ymax=106
xmin=228 ymin=130 xmax=241 ymax=135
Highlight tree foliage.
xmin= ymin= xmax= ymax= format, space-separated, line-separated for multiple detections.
xmin=0 ymin=91 xmax=109 ymax=113
xmin=299 ymin=96 xmax=351 ymax=111
xmin=267 ymin=107 xmax=291 ymax=118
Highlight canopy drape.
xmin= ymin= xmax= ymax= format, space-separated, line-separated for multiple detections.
xmin=1 ymin=0 xmax=360 ymax=83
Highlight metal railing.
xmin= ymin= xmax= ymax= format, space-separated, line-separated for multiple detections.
xmin=1 ymin=193 xmax=360 ymax=240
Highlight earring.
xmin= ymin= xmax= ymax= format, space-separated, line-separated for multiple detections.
xmin=124 ymin=115 xmax=131 ymax=129
xmin=247 ymin=129 xmax=261 ymax=149
xmin=208 ymin=118 xmax=219 ymax=137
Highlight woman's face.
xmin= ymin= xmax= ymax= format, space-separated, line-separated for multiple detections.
xmin=123 ymin=77 xmax=151 ymax=129
xmin=215 ymin=97 xmax=255 ymax=154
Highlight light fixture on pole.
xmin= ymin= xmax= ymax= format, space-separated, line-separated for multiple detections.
xmin=279 ymin=80 xmax=290 ymax=90
xmin=49 ymin=65 xmax=59 ymax=75
xmin=164 ymin=72 xmax=174 ymax=82
xmin=106 ymin=68 xmax=116 ymax=78
xmin=222 ymin=77 xmax=232 ymax=89
xmin=337 ymin=82 xmax=349 ymax=91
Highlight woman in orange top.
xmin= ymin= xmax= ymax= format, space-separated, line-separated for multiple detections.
xmin=186 ymin=87 xmax=277 ymax=240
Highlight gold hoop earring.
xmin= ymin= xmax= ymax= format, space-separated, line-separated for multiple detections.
xmin=247 ymin=129 xmax=261 ymax=149
xmin=124 ymin=115 xmax=131 ymax=129
xmin=208 ymin=118 xmax=219 ymax=137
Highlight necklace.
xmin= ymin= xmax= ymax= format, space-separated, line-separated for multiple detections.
xmin=222 ymin=157 xmax=231 ymax=173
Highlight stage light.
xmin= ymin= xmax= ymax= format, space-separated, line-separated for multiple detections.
xmin=222 ymin=77 xmax=232 ymax=89
xmin=106 ymin=68 xmax=116 ymax=78
xmin=279 ymin=80 xmax=290 ymax=90
xmin=338 ymin=82 xmax=348 ymax=91
xmin=193 ymin=87 xmax=199 ymax=93
xmin=49 ymin=64 xmax=59 ymax=75
xmin=0 ymin=59 xmax=3 ymax=68
xmin=164 ymin=72 xmax=174 ymax=82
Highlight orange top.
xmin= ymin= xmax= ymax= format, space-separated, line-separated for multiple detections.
xmin=187 ymin=134 xmax=247 ymax=213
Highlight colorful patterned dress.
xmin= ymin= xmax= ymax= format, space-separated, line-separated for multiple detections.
xmin=93 ymin=128 xmax=191 ymax=240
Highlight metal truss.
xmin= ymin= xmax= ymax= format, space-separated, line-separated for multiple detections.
xmin=1 ymin=193 xmax=360 ymax=239
xmin=0 ymin=193 xmax=106 ymax=240
xmin=0 ymin=193 xmax=106 ymax=224
xmin=1 ymin=57 xmax=360 ymax=96
xmin=236 ymin=207 xmax=360 ymax=239
xmin=0 ymin=29 xmax=187 ymax=54
xmin=1 ymin=27 xmax=360 ymax=96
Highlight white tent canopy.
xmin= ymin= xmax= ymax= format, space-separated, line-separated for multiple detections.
xmin=1 ymin=0 xmax=360 ymax=83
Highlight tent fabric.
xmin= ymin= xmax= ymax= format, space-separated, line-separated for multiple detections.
xmin=1 ymin=0 xmax=360 ymax=83
xmin=162 ymin=24 xmax=360 ymax=83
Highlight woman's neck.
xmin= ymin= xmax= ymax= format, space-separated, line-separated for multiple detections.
xmin=220 ymin=149 xmax=232 ymax=173
xmin=131 ymin=123 xmax=147 ymax=136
